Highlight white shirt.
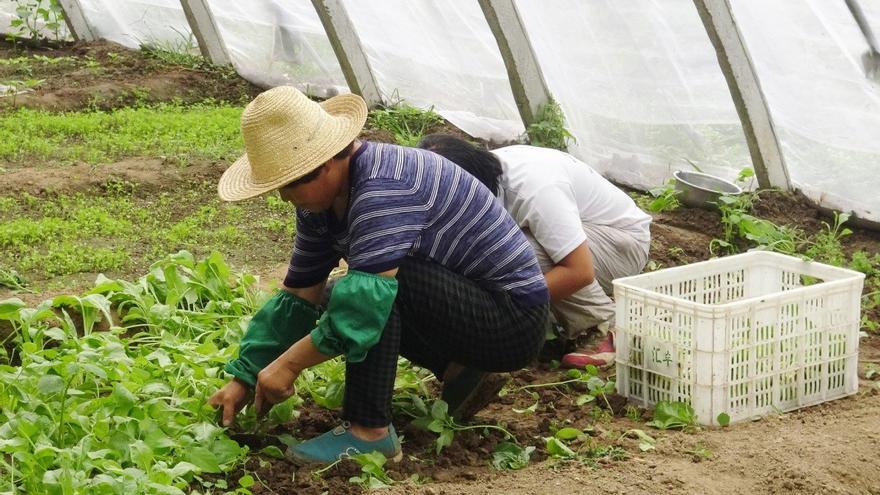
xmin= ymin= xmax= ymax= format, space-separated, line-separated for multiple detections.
xmin=492 ymin=145 xmax=652 ymax=263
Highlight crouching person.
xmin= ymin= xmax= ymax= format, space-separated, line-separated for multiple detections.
xmin=207 ymin=87 xmax=549 ymax=464
xmin=419 ymin=135 xmax=651 ymax=368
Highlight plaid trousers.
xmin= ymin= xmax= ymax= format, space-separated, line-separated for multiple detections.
xmin=343 ymin=256 xmax=549 ymax=427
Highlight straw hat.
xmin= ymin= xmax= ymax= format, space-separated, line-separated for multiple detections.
xmin=218 ymin=86 xmax=367 ymax=201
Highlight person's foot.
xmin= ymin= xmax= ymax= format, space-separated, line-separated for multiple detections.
xmin=441 ymin=366 xmax=508 ymax=421
xmin=287 ymin=421 xmax=402 ymax=464
xmin=561 ymin=332 xmax=615 ymax=369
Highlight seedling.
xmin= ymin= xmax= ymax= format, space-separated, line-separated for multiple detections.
xmin=348 ymin=451 xmax=395 ymax=489
xmin=644 ymin=179 xmax=681 ymax=213
xmin=509 ymin=364 xmax=616 ymax=409
xmin=526 ymin=98 xmax=576 ymax=151
xmin=646 ymin=401 xmax=698 ymax=430
xmin=410 ymin=399 xmax=516 ymax=455
xmin=619 ymin=429 xmax=656 ymax=452
xmin=803 ymin=212 xmax=852 ymax=266
xmin=368 ymin=103 xmax=444 ymax=147
xmin=491 ymin=442 xmax=535 ymax=470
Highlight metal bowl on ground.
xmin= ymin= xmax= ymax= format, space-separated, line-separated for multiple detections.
xmin=673 ymin=170 xmax=742 ymax=209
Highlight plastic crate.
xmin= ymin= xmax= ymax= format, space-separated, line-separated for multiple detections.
xmin=613 ymin=251 xmax=864 ymax=425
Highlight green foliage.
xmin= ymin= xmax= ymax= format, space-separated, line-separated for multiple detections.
xmin=643 ymin=179 xmax=681 ymax=213
xmin=803 ymin=212 xmax=852 ymax=266
xmin=0 ymin=252 xmax=262 ymax=493
xmin=0 ymin=104 xmax=243 ymax=165
xmin=526 ymin=98 xmax=575 ymax=151
xmin=410 ymin=399 xmax=515 ymax=455
xmin=7 ymin=0 xmax=65 ymax=43
xmin=348 ymin=451 xmax=394 ymax=489
xmin=647 ymin=401 xmax=697 ymax=430
xmin=716 ymin=412 xmax=731 ymax=427
xmin=710 ymin=192 xmax=802 ymax=256
xmin=491 ymin=442 xmax=534 ymax=470
xmin=0 ymin=186 xmax=289 ymax=283
xmin=367 ymin=104 xmax=444 ymax=147
xmin=0 ymin=267 xmax=31 ymax=293
xmin=620 ymin=429 xmax=656 ymax=452
xmin=510 ymin=364 xmax=616 ymax=408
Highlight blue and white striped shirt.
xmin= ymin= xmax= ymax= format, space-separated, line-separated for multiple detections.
xmin=284 ymin=142 xmax=548 ymax=307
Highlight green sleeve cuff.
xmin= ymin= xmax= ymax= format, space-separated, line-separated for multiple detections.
xmin=310 ymin=270 xmax=398 ymax=362
xmin=225 ymin=290 xmax=321 ymax=387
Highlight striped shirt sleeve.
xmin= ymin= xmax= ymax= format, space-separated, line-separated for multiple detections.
xmin=283 ymin=209 xmax=341 ymax=288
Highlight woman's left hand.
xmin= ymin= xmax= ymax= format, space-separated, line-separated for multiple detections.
xmin=254 ymin=357 xmax=299 ymax=417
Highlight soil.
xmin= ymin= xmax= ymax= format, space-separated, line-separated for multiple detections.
xmin=3 ymin=40 xmax=880 ymax=495
xmin=0 ymin=39 xmax=261 ymax=111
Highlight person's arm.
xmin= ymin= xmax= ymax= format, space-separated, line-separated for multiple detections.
xmin=253 ymin=268 xmax=399 ymax=416
xmin=543 ymin=241 xmax=595 ymax=301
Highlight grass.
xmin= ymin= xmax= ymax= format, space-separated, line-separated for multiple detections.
xmin=367 ymin=104 xmax=444 ymax=147
xmin=0 ymin=103 xmax=243 ymax=166
xmin=0 ymin=184 xmax=296 ymax=289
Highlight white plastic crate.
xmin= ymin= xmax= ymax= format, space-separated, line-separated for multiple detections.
xmin=614 ymin=251 xmax=864 ymax=425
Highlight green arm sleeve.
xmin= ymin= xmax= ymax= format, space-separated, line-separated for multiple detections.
xmin=225 ymin=290 xmax=321 ymax=387
xmin=310 ymin=270 xmax=398 ymax=363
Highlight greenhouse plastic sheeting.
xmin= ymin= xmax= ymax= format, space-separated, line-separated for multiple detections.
xmin=77 ymin=0 xmax=192 ymax=50
xmin=731 ymin=0 xmax=880 ymax=222
xmin=343 ymin=0 xmax=523 ymax=142
xmin=207 ymin=0 xmax=345 ymax=97
xmin=515 ymin=0 xmax=751 ymax=190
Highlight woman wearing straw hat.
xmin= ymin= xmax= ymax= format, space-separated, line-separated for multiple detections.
xmin=207 ymin=86 xmax=550 ymax=464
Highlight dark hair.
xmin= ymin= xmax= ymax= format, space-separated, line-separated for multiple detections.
xmin=286 ymin=164 xmax=325 ymax=187
xmin=418 ymin=134 xmax=503 ymax=195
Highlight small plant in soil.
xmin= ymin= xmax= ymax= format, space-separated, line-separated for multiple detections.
xmin=7 ymin=0 xmax=66 ymax=44
xmin=526 ymin=97 xmax=575 ymax=151
xmin=803 ymin=211 xmax=852 ymax=266
xmin=508 ymin=364 xmax=616 ymax=409
xmin=643 ymin=179 xmax=681 ymax=213
xmin=647 ymin=401 xmax=698 ymax=430
xmin=367 ymin=104 xmax=444 ymax=147
xmin=410 ymin=399 xmax=516 ymax=455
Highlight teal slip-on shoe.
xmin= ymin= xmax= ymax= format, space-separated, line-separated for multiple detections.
xmin=287 ymin=421 xmax=402 ymax=465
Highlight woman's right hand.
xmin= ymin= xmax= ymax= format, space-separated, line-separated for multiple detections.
xmin=207 ymin=378 xmax=252 ymax=427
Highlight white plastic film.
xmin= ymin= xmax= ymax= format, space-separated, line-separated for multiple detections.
xmin=207 ymin=0 xmax=346 ymax=96
xmin=730 ymin=0 xmax=880 ymax=222
xmin=514 ymin=0 xmax=751 ymax=190
xmin=75 ymin=0 xmax=193 ymax=50
xmin=342 ymin=0 xmax=523 ymax=141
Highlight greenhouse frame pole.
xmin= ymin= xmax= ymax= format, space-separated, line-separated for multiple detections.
xmin=310 ymin=0 xmax=382 ymax=107
xmin=693 ymin=0 xmax=791 ymax=190
xmin=56 ymin=0 xmax=96 ymax=41
xmin=179 ymin=0 xmax=231 ymax=65
xmin=478 ymin=0 xmax=552 ymax=129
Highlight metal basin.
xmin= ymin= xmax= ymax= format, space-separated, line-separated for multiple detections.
xmin=673 ymin=170 xmax=742 ymax=209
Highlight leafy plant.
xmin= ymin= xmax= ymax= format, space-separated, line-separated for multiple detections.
xmin=367 ymin=104 xmax=444 ymax=147
xmin=7 ymin=0 xmax=65 ymax=43
xmin=491 ymin=442 xmax=535 ymax=470
xmin=526 ymin=98 xmax=575 ymax=150
xmin=620 ymin=429 xmax=656 ymax=452
xmin=410 ymin=399 xmax=515 ymax=455
xmin=710 ymin=192 xmax=801 ymax=256
xmin=0 ymin=252 xmax=261 ymax=493
xmin=1 ymin=78 xmax=44 ymax=107
xmin=510 ymin=364 xmax=616 ymax=408
xmin=348 ymin=451 xmax=394 ymax=489
xmin=803 ymin=212 xmax=852 ymax=266
xmin=646 ymin=401 xmax=698 ymax=430
xmin=643 ymin=179 xmax=681 ymax=213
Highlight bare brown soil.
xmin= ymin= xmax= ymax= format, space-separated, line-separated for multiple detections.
xmin=2 ymin=40 xmax=879 ymax=495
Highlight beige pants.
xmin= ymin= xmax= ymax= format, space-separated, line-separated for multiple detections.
xmin=526 ymin=224 xmax=649 ymax=340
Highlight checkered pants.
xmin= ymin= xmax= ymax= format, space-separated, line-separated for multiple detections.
xmin=343 ymin=256 xmax=549 ymax=427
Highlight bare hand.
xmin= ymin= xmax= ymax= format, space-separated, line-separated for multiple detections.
xmin=207 ymin=378 xmax=251 ymax=427
xmin=254 ymin=358 xmax=299 ymax=418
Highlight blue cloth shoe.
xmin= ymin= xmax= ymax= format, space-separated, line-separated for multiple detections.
xmin=287 ymin=421 xmax=402 ymax=464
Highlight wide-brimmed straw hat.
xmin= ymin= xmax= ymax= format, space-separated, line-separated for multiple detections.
xmin=218 ymin=86 xmax=367 ymax=201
